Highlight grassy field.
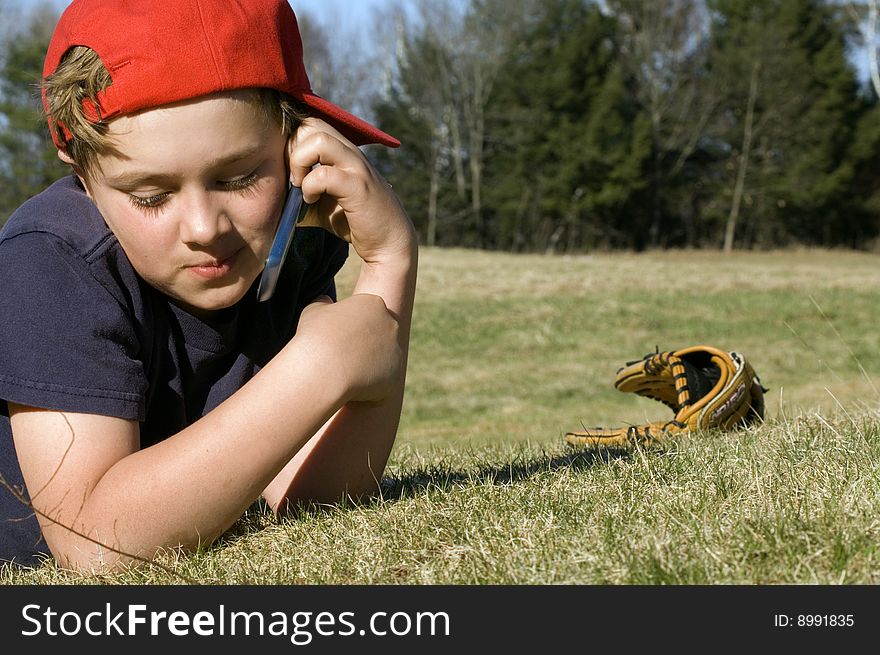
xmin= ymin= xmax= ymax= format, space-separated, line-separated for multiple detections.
xmin=2 ymin=247 xmax=879 ymax=584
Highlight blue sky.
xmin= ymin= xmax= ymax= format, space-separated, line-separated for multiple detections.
xmin=292 ymin=0 xmax=393 ymax=25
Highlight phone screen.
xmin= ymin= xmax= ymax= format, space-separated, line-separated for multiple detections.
xmin=256 ymin=185 xmax=309 ymax=302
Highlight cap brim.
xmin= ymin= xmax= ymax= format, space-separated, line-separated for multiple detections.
xmin=300 ymin=92 xmax=400 ymax=148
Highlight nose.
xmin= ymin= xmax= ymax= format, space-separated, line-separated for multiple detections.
xmin=178 ymin=191 xmax=233 ymax=246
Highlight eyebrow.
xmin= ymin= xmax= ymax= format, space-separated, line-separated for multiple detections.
xmin=105 ymin=144 xmax=267 ymax=188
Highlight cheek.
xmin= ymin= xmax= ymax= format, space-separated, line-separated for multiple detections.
xmin=100 ymin=201 xmax=177 ymax=263
xmin=240 ymin=184 xmax=288 ymax=236
xmin=245 ymin=199 xmax=280 ymax=232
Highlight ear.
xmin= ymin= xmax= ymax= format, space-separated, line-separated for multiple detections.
xmin=56 ymin=149 xmax=76 ymax=165
xmin=57 ymin=149 xmax=92 ymax=197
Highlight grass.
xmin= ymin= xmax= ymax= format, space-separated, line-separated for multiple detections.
xmin=2 ymin=247 xmax=879 ymax=584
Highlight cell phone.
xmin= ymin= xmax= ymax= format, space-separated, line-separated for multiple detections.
xmin=256 ymin=184 xmax=310 ymax=302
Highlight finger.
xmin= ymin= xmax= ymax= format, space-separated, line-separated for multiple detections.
xmin=287 ymin=119 xmax=365 ymax=185
xmin=296 ymin=193 xmax=348 ymax=236
xmin=294 ymin=117 xmax=352 ymax=147
xmin=299 ymin=162 xmax=372 ymax=210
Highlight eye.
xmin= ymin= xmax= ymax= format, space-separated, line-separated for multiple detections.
xmin=220 ymin=171 xmax=259 ymax=193
xmin=128 ymin=192 xmax=169 ymax=214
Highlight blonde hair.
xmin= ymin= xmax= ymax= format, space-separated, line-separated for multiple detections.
xmin=43 ymin=46 xmax=308 ymax=171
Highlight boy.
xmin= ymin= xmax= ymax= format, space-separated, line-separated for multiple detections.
xmin=0 ymin=0 xmax=418 ymax=571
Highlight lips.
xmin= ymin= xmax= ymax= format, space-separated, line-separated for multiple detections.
xmin=186 ymin=249 xmax=240 ymax=280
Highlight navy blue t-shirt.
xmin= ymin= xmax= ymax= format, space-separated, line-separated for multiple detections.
xmin=0 ymin=176 xmax=348 ymax=567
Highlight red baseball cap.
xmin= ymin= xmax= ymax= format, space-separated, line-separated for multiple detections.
xmin=42 ymin=0 xmax=400 ymax=149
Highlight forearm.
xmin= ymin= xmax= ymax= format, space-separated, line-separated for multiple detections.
xmin=264 ymin=392 xmax=405 ymax=511
xmin=264 ymin=233 xmax=418 ymax=511
xmin=41 ymin=336 xmax=346 ymax=570
xmin=351 ymin=227 xmax=418 ymax=332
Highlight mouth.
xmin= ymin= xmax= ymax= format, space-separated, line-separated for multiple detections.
xmin=186 ymin=249 xmax=241 ymax=280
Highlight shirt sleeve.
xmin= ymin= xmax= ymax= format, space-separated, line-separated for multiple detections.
xmin=288 ymin=226 xmax=350 ymax=305
xmin=0 ymin=232 xmax=147 ymax=421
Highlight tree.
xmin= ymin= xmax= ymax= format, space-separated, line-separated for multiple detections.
xmin=484 ymin=0 xmax=651 ymax=251
xmin=371 ymin=1 xmax=471 ymax=247
xmin=606 ymin=0 xmax=717 ymax=248
xmin=372 ymin=0 xmax=873 ymax=251
xmin=372 ymin=0 xmax=532 ymax=248
xmin=0 ymin=2 xmax=67 ymax=226
xmin=373 ymin=29 xmax=466 ymax=247
xmin=705 ymin=0 xmax=863 ymax=249
xmin=845 ymin=0 xmax=880 ymax=99
xmin=297 ymin=9 xmax=383 ymax=121
xmin=865 ymin=0 xmax=880 ymax=97
xmin=841 ymin=98 xmax=880 ymax=245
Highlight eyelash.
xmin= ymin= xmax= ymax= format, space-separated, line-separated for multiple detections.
xmin=126 ymin=172 xmax=261 ymax=214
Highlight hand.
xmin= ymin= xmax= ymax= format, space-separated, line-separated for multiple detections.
xmin=287 ymin=119 xmax=417 ymax=266
xmin=294 ymin=294 xmax=404 ymax=404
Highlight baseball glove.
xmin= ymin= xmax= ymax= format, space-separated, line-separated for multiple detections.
xmin=565 ymin=345 xmax=767 ymax=449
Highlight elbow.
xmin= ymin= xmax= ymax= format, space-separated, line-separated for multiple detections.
xmin=47 ymin=535 xmax=196 ymax=575
xmin=53 ymin=547 xmax=147 ymax=574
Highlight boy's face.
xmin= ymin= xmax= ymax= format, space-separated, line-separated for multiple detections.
xmin=77 ymin=91 xmax=288 ymax=316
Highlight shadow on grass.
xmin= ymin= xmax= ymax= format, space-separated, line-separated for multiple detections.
xmin=377 ymin=447 xmax=629 ymax=501
xmin=219 ymin=446 xmax=631 ymax=546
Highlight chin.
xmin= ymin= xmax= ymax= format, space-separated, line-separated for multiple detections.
xmin=205 ymin=290 xmax=250 ymax=311
xmin=177 ymin=285 xmax=251 ymax=317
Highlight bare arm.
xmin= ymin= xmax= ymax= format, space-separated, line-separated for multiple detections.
xmin=11 ymin=292 xmax=401 ymax=571
xmin=262 ymin=249 xmax=417 ymax=510
xmin=263 ymin=119 xmax=419 ymax=510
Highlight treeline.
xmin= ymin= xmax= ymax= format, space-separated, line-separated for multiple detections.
xmin=368 ymin=0 xmax=880 ymax=251
xmin=0 ymin=3 xmax=68 ymax=228
xmin=1 ymin=0 xmax=879 ymax=252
